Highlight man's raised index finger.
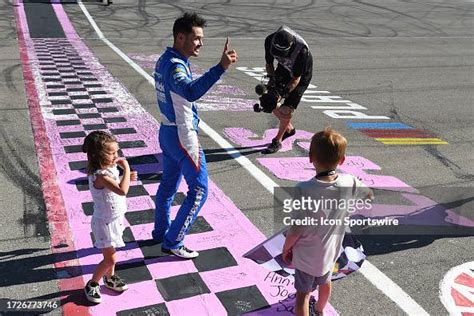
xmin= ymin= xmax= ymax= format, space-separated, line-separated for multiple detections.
xmin=224 ymin=37 xmax=229 ymax=52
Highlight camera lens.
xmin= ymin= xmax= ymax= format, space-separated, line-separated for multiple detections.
xmin=255 ymin=84 xmax=266 ymax=96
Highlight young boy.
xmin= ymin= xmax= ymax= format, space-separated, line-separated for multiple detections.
xmin=282 ymin=128 xmax=373 ymax=316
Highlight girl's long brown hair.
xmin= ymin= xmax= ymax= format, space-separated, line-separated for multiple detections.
xmin=82 ymin=131 xmax=117 ymax=175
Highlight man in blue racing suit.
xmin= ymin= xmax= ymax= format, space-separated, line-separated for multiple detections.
xmin=152 ymin=12 xmax=238 ymax=259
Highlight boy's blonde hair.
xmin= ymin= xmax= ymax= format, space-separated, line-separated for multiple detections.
xmin=309 ymin=127 xmax=347 ymax=167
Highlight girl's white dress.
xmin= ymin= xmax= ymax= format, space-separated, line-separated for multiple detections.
xmin=88 ymin=165 xmax=127 ymax=248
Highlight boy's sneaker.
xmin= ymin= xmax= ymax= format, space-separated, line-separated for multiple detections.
xmin=309 ymin=295 xmax=323 ymax=316
xmin=103 ymin=275 xmax=128 ymax=292
xmin=84 ymin=280 xmax=101 ymax=304
xmin=161 ymin=246 xmax=199 ymax=259
xmin=282 ymin=128 xmax=296 ymax=141
xmin=263 ymin=138 xmax=282 ymax=154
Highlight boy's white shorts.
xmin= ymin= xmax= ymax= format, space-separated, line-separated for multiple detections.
xmin=91 ymin=216 xmax=125 ymax=249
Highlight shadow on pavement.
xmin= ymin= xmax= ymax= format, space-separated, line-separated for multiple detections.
xmin=204 ymin=145 xmax=268 ymax=163
xmin=355 ymin=225 xmax=474 ymax=256
xmin=0 ymin=239 xmax=182 ymax=287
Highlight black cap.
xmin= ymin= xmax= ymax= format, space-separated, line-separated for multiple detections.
xmin=271 ymin=30 xmax=294 ymax=57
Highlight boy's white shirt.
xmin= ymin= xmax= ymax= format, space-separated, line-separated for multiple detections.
xmin=290 ymin=173 xmax=371 ymax=277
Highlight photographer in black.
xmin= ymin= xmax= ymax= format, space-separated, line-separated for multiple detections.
xmin=261 ymin=25 xmax=313 ymax=154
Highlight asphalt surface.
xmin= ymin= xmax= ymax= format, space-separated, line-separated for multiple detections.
xmin=0 ymin=1 xmax=61 ymax=313
xmin=1 ymin=0 xmax=473 ymax=315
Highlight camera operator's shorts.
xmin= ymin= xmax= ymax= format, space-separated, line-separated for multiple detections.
xmin=274 ymin=64 xmax=312 ymax=110
xmin=275 ymin=104 xmax=295 ymax=120
xmin=282 ymin=84 xmax=309 ymax=110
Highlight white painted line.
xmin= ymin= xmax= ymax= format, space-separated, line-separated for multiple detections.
xmin=360 ymin=261 xmax=430 ymax=315
xmin=199 ymin=121 xmax=277 ymax=194
xmin=440 ymin=261 xmax=474 ymax=316
xmin=78 ymin=3 xmax=430 ymax=314
xmin=78 ymin=1 xmax=153 ymax=85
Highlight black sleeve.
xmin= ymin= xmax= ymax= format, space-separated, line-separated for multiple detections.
xmin=264 ymin=33 xmax=274 ymax=65
xmin=292 ymin=47 xmax=309 ymax=78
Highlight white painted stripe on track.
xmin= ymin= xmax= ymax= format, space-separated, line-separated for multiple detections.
xmin=77 ymin=2 xmax=430 ymax=315
xmin=360 ymin=261 xmax=430 ymax=315
xmin=78 ymin=1 xmax=153 ymax=85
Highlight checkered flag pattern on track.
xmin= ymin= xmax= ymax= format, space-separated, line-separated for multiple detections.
xmin=243 ymin=228 xmax=366 ymax=281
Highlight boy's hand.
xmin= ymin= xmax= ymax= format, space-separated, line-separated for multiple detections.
xmin=130 ymin=170 xmax=138 ymax=181
xmin=367 ymin=189 xmax=374 ymax=200
xmin=282 ymin=247 xmax=293 ymax=264
xmin=282 ymin=231 xmax=299 ymax=265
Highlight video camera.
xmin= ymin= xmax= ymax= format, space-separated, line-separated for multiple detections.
xmin=253 ymin=75 xmax=287 ymax=113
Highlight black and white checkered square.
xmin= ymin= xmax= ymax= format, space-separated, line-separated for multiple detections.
xmin=244 ymin=228 xmax=366 ymax=281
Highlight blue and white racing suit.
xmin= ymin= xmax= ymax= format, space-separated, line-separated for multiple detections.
xmin=152 ymin=47 xmax=225 ymax=250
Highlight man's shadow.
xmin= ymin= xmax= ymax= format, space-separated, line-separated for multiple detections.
xmin=204 ymin=145 xmax=267 ymax=163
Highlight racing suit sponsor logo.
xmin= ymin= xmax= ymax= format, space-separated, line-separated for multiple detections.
xmin=172 ymin=66 xmax=188 ymax=81
xmin=177 ymin=186 xmax=205 ymax=242
xmin=155 ymin=80 xmax=166 ymax=103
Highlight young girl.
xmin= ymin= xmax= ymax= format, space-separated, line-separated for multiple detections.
xmin=82 ymin=131 xmax=138 ymax=303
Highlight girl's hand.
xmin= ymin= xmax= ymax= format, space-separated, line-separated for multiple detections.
xmin=115 ymin=158 xmax=130 ymax=170
xmin=130 ymin=170 xmax=138 ymax=182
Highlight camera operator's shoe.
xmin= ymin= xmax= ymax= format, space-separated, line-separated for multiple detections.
xmin=263 ymin=138 xmax=282 ymax=154
xmin=282 ymin=128 xmax=296 ymax=141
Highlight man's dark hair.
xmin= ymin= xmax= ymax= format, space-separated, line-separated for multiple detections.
xmin=173 ymin=12 xmax=207 ymax=40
